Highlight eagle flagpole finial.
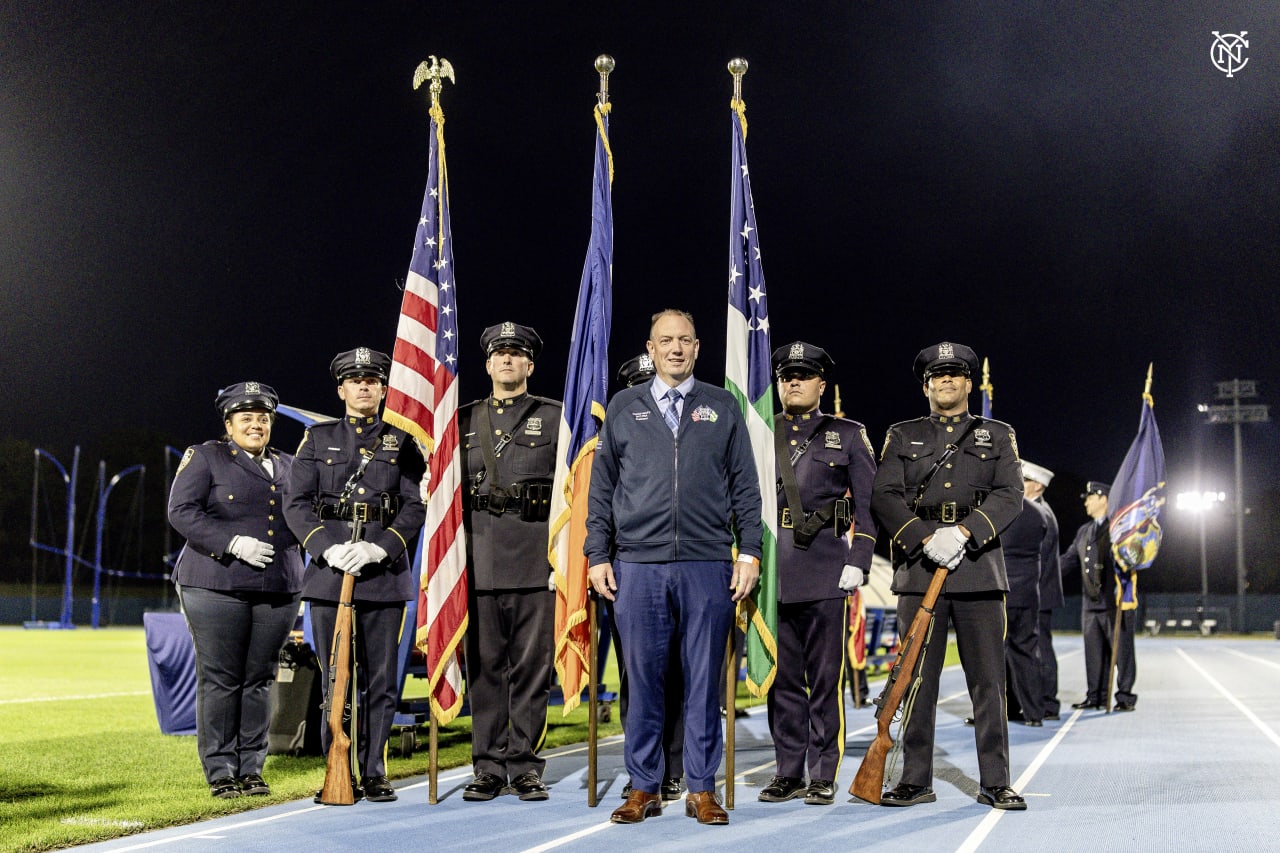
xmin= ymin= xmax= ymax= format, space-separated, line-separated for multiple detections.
xmin=413 ymin=56 xmax=456 ymax=108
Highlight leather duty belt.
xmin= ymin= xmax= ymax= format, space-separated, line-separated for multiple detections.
xmin=916 ymin=502 xmax=972 ymax=523
xmin=316 ymin=501 xmax=393 ymax=524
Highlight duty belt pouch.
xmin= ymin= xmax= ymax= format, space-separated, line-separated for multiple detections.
xmin=518 ymin=479 xmax=553 ymax=522
xmin=833 ymin=497 xmax=852 ymax=537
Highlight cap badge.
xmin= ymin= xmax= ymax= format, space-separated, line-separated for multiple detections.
xmin=355 ymin=346 xmax=371 ymax=365
xmin=244 ymin=381 xmax=260 ymax=394
xmin=500 ymin=321 xmax=516 ymax=337
xmin=938 ymin=342 xmax=955 ymax=360
xmin=638 ymin=354 xmax=654 ymax=371
xmin=789 ymin=342 xmax=806 ymax=360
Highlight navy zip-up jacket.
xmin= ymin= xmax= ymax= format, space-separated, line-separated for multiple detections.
xmin=585 ymin=379 xmax=762 ymax=565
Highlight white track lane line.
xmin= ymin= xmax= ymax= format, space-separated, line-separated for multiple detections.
xmin=954 ymin=708 xmax=1085 ymax=853
xmin=1177 ymin=646 xmax=1280 ymax=749
xmin=1223 ymin=646 xmax=1280 ymax=672
xmin=0 ymin=691 xmax=149 ymax=704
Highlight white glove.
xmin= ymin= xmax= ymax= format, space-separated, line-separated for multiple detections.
xmin=923 ymin=526 xmax=967 ymax=567
xmin=349 ymin=541 xmax=387 ymax=567
xmin=838 ymin=565 xmax=865 ymax=592
xmin=228 ymin=535 xmax=275 ymax=568
xmin=323 ymin=543 xmax=361 ymax=576
xmin=548 ymin=571 xmax=557 ymax=592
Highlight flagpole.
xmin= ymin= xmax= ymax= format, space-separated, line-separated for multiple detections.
xmin=580 ymin=52 xmax=614 ymax=809
xmin=411 ymin=54 xmax=455 ymax=807
xmin=723 ymin=55 xmax=750 ymax=813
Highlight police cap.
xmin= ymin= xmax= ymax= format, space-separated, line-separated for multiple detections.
xmin=330 ymin=347 xmax=391 ymax=382
xmin=771 ymin=341 xmax=835 ymax=379
xmin=216 ymin=381 xmax=278 ymax=419
xmin=1022 ymin=460 xmax=1055 ymax=487
xmin=1082 ymin=481 xmax=1111 ymax=498
xmin=617 ymin=353 xmax=656 ymax=388
xmin=914 ymin=341 xmax=980 ymax=382
xmin=481 ymin=322 xmax=542 ymax=360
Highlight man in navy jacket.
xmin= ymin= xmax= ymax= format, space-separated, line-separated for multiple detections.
xmin=587 ymin=309 xmax=762 ymax=826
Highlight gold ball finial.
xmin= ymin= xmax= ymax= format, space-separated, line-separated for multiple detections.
xmin=728 ymin=57 xmax=749 ymax=77
xmin=595 ymin=54 xmax=615 ymax=75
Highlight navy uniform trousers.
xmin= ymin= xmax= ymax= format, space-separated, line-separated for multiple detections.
xmin=766 ymin=597 xmax=846 ymax=781
xmin=1082 ymin=606 xmax=1137 ymax=705
xmin=896 ymin=591 xmax=1010 ymax=789
xmin=465 ymin=587 xmax=555 ymax=781
xmin=178 ymin=586 xmax=299 ymax=782
xmin=612 ymin=559 xmax=734 ymax=795
xmin=310 ymin=601 xmax=404 ymax=779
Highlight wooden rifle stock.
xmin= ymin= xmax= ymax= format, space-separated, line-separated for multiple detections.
xmin=318 ymin=511 xmax=365 ymax=805
xmin=850 ymin=566 xmax=948 ymax=804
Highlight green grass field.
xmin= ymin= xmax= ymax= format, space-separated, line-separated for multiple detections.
xmin=3 ymin=624 xmax=846 ymax=852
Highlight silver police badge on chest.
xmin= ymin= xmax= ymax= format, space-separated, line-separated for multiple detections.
xmin=381 ymin=434 xmax=400 ymax=451
xmin=525 ymin=417 xmax=543 ymax=436
xmin=974 ymin=428 xmax=992 ymax=447
xmin=824 ymin=430 xmax=842 ymax=449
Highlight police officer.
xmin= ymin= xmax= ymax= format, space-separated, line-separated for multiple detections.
xmin=459 ymin=322 xmax=562 ymax=802
xmin=871 ymin=342 xmax=1027 ymax=810
xmin=758 ymin=342 xmax=876 ymax=807
xmin=169 ymin=382 xmax=305 ymax=799
xmin=998 ymin=491 xmax=1047 ymax=727
xmin=285 ymin=348 xmax=426 ymax=803
xmin=609 ymin=353 xmax=686 ymax=803
xmin=1022 ymin=461 xmax=1063 ymax=719
xmin=1060 ymin=481 xmax=1137 ymax=711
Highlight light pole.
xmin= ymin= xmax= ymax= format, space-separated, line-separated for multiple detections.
xmin=1201 ymin=380 xmax=1269 ymax=633
xmin=1176 ymin=490 xmax=1225 ymax=625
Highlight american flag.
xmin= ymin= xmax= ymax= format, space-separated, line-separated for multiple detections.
xmin=725 ymin=97 xmax=778 ymax=698
xmin=384 ymin=101 xmax=468 ymax=724
xmin=548 ymin=102 xmax=613 ymax=714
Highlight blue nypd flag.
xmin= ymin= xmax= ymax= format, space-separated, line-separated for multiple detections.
xmin=980 ymin=358 xmax=993 ymax=419
xmin=724 ymin=93 xmax=778 ymax=697
xmin=1107 ymin=364 xmax=1166 ymax=608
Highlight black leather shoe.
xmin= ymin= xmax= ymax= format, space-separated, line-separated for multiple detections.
xmin=661 ymin=778 xmax=685 ymax=801
xmin=805 ymin=779 xmax=836 ymax=805
xmin=758 ymin=775 xmax=807 ymax=802
xmin=1114 ymin=701 xmax=1137 ymax=712
xmin=880 ymin=783 xmax=936 ymax=807
xmin=979 ymin=785 xmax=1027 ymax=810
xmin=363 ymin=775 xmax=397 ymax=802
xmin=236 ymin=774 xmax=269 ymax=796
xmin=1044 ymin=711 xmax=1061 ymax=721
xmin=210 ymin=777 xmax=241 ymax=799
xmin=1071 ymin=699 xmax=1104 ymax=710
xmin=620 ymin=781 xmax=633 ymax=799
xmin=463 ymin=772 xmax=506 ymax=801
xmin=511 ymin=772 xmax=549 ymax=801
xmin=963 ymin=717 xmax=976 ymax=726
xmin=1021 ymin=719 xmax=1044 ymax=727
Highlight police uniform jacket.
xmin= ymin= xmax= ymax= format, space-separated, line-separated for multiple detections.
xmin=285 ymin=414 xmax=426 ymax=603
xmin=1060 ymin=518 xmax=1116 ymax=613
xmin=1000 ymin=497 xmax=1044 ymax=610
xmin=774 ymin=411 xmax=877 ymax=603
xmin=459 ymin=393 xmax=562 ymax=590
xmin=168 ymin=441 xmax=304 ymax=593
xmin=872 ymin=414 xmax=1024 ymax=595
xmin=1035 ymin=497 xmax=1063 ymax=610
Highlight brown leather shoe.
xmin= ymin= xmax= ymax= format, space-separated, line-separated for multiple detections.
xmin=611 ymin=789 xmax=661 ymax=824
xmin=685 ymin=790 xmax=728 ymax=825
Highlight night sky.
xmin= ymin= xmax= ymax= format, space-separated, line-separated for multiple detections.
xmin=3 ymin=3 xmax=1277 ymax=584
